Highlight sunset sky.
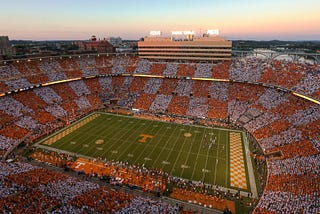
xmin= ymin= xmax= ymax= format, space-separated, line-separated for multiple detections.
xmin=1 ymin=0 xmax=320 ymax=40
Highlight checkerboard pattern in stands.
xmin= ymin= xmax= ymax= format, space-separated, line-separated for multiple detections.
xmin=229 ymin=132 xmax=247 ymax=190
xmin=43 ymin=113 xmax=100 ymax=145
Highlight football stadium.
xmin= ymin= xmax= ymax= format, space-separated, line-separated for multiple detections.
xmin=0 ymin=32 xmax=319 ymax=213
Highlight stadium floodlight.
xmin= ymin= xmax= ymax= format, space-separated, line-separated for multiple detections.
xmin=171 ymin=31 xmax=195 ymax=36
xmin=150 ymin=31 xmax=161 ymax=36
xmin=183 ymin=31 xmax=195 ymax=35
xmin=171 ymin=31 xmax=183 ymax=35
xmin=207 ymin=29 xmax=220 ymax=35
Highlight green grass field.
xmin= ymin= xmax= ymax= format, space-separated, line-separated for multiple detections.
xmin=37 ymin=112 xmax=251 ymax=191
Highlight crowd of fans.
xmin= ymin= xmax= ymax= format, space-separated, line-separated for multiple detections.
xmin=0 ymin=55 xmax=319 ymax=213
xmin=0 ymin=160 xmax=180 ymax=213
xmin=255 ymin=155 xmax=319 ymax=213
xmin=116 ymin=196 xmax=180 ymax=213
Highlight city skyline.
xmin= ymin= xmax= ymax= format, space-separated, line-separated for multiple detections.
xmin=1 ymin=0 xmax=320 ymax=41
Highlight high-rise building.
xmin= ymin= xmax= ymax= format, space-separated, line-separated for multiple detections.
xmin=0 ymin=36 xmax=13 ymax=56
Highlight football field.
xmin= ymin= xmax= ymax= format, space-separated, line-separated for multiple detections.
xmin=36 ymin=112 xmax=253 ymax=192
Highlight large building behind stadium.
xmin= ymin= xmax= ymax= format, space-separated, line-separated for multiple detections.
xmin=138 ymin=30 xmax=232 ymax=62
xmin=0 ymin=30 xmax=319 ymax=214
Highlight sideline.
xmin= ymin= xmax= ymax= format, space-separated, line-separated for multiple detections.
xmin=243 ymin=132 xmax=258 ymax=198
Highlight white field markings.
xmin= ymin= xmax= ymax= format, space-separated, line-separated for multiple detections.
xmin=143 ymin=147 xmax=226 ymax=160
xmin=190 ymin=129 xmax=207 ymax=180
xmin=102 ymin=117 xmax=152 ymax=160
xmin=130 ymin=120 xmax=158 ymax=165
xmin=131 ymin=121 xmax=164 ymax=165
xmin=35 ymin=144 xmax=94 ymax=161
xmin=180 ymin=127 xmax=201 ymax=177
xmin=201 ymin=140 xmax=212 ymax=181
xmin=143 ymin=123 xmax=172 ymax=167
xmin=213 ymin=129 xmax=222 ymax=185
xmin=242 ymin=132 xmax=258 ymax=198
xmin=117 ymin=117 xmax=157 ymax=161
xmin=190 ymin=123 xmax=241 ymax=133
xmin=88 ymin=120 xmax=119 ymax=158
xmin=77 ymin=127 xmax=110 ymax=157
xmin=107 ymin=120 xmax=184 ymax=164
xmin=96 ymin=116 xmax=139 ymax=158
xmin=77 ymin=115 xmax=132 ymax=158
xmin=74 ymin=116 xmax=120 ymax=156
xmin=158 ymin=125 xmax=183 ymax=171
xmin=169 ymin=126 xmax=192 ymax=175
xmin=101 ymin=111 xmax=241 ymax=135
xmin=131 ymin=121 xmax=170 ymax=166
xmin=57 ymin=114 xmax=100 ymax=143
xmin=42 ymin=114 xmax=100 ymax=146
xmin=153 ymin=124 xmax=178 ymax=167
xmin=50 ymin=113 xmax=226 ymax=162
xmin=53 ymin=115 xmax=105 ymax=154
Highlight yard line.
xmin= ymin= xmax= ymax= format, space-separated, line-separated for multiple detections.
xmin=92 ymin=116 xmax=134 ymax=158
xmin=201 ymin=143 xmax=211 ymax=181
xmin=152 ymin=124 xmax=178 ymax=167
xmin=169 ymin=126 xmax=191 ymax=175
xmin=62 ymin=115 xmax=108 ymax=155
xmin=133 ymin=120 xmax=159 ymax=164
xmin=159 ymin=125 xmax=183 ymax=174
xmin=148 ymin=124 xmax=172 ymax=168
xmin=213 ymin=129 xmax=221 ymax=185
xmin=180 ymin=127 xmax=199 ymax=177
xmin=79 ymin=116 xmax=122 ymax=158
xmin=112 ymin=118 xmax=155 ymax=162
xmin=39 ymin=112 xmax=95 ymax=143
xmin=190 ymin=128 xmax=206 ymax=180
xmin=81 ymin=116 xmax=135 ymax=157
xmin=41 ymin=114 xmax=100 ymax=144
xmin=76 ymin=115 xmax=120 ymax=154
xmin=134 ymin=121 xmax=167 ymax=166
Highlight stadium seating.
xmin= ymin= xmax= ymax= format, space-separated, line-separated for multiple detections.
xmin=0 ymin=55 xmax=319 ymax=213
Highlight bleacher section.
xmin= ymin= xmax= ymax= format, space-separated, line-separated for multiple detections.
xmin=0 ymin=55 xmax=319 ymax=213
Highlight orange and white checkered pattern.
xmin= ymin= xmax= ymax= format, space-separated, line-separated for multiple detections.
xmin=43 ymin=114 xmax=100 ymax=145
xmin=229 ymin=132 xmax=247 ymax=190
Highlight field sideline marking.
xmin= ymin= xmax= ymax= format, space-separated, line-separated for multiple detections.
xmin=99 ymin=111 xmax=242 ymax=133
xmin=42 ymin=114 xmax=100 ymax=145
xmin=35 ymin=112 xmax=99 ymax=146
xmin=243 ymin=133 xmax=258 ymax=198
xmin=35 ymin=111 xmax=253 ymax=194
xmin=37 ymin=142 xmax=253 ymax=199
